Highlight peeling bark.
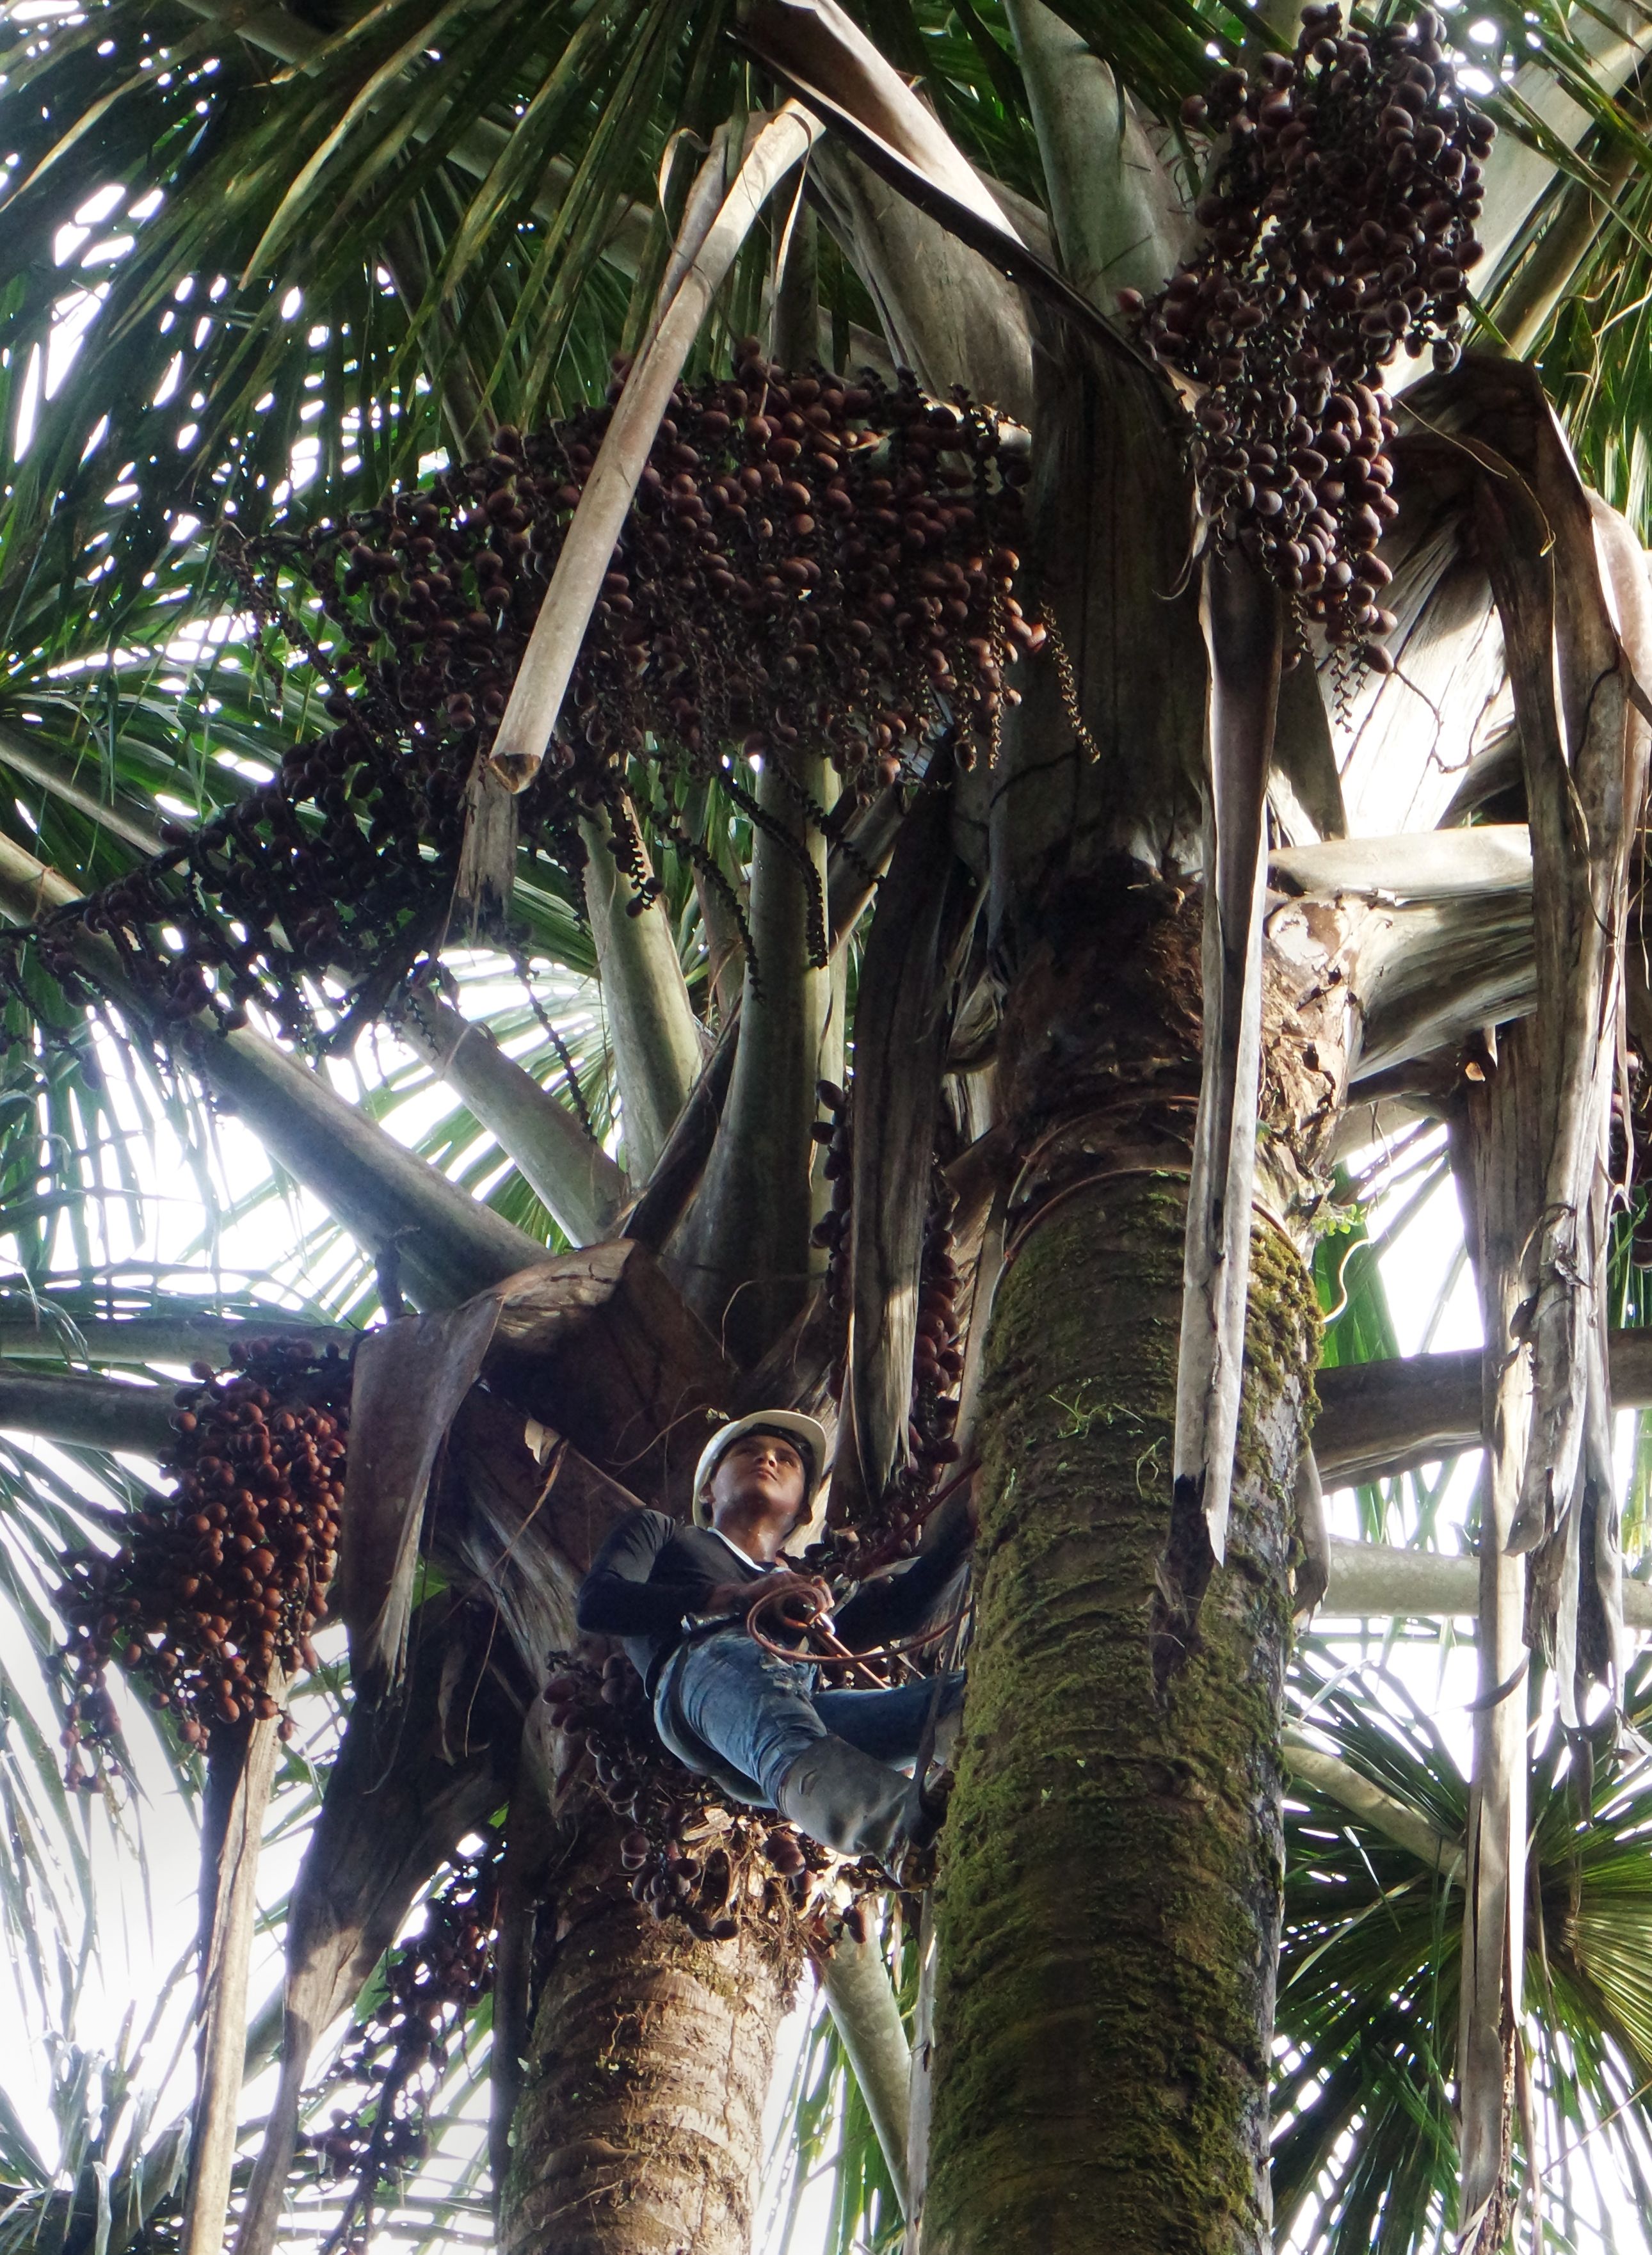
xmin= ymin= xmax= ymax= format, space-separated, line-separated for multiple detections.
xmin=488 ymin=104 xmax=822 ymax=794
xmin=844 ymin=785 xmax=974 ymax=1505
xmin=1169 ymin=549 xmax=1279 ymax=1599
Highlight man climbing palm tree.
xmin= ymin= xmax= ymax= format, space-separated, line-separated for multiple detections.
xmin=577 ymin=1411 xmax=972 ymax=1870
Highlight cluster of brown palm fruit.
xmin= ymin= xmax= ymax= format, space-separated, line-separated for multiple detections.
xmin=910 ymin=1184 xmax=966 ymax=1468
xmin=12 ymin=365 xmax=1038 ymax=1053
xmin=1125 ymin=4 xmax=1492 ymax=662
xmin=307 ymin=1841 xmax=498 ymax=2225
xmin=543 ymin=1651 xmax=876 ymax=1942
xmin=55 ymin=1340 xmax=352 ymax=1779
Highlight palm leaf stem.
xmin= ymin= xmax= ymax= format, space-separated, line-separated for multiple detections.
xmin=1003 ymin=0 xmax=1183 ymax=306
xmin=393 ymin=989 xmax=625 ymax=1246
xmin=0 ymin=1310 xmax=351 ymax=1363
xmin=818 ymin=1927 xmax=911 ymax=2218
xmin=0 ymin=728 xmax=167 ymax=860
xmin=1494 ymin=134 xmax=1642 ymax=354
xmin=0 ymin=1365 xmax=177 ymax=1455
xmin=670 ymin=747 xmax=832 ymax=1361
xmin=1283 ymin=1728 xmax=1465 ymax=1883
xmin=1315 ymin=1329 xmax=1652 ymax=1490
xmin=577 ymin=803 xmax=706 ymax=1182
xmin=0 ymin=833 xmax=548 ymax=1305
xmin=1415 ymin=0 xmax=1652 ymax=333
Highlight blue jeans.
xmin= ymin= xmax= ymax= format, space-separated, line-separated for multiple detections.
xmin=654 ymin=1626 xmax=964 ymax=1806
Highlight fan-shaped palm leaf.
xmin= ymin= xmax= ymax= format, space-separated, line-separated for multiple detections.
xmin=1278 ymin=1648 xmax=1652 ymax=2252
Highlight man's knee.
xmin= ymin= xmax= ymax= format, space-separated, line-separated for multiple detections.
xmin=660 ymin=1635 xmax=824 ymax=1801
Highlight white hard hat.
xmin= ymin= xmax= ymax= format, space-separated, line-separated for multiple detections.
xmin=693 ymin=1410 xmax=830 ymax=1527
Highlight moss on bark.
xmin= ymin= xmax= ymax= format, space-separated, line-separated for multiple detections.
xmin=924 ymin=1175 xmax=1318 ymax=2255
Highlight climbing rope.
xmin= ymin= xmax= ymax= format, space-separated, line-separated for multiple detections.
xmin=745 ymin=1584 xmax=975 ymax=1682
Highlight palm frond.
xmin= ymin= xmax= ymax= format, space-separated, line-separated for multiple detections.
xmin=0 ymin=0 xmax=743 ymax=612
xmin=1278 ymin=1646 xmax=1652 ymax=2253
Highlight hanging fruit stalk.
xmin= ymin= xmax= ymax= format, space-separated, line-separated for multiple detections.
xmin=303 ymin=1841 xmax=501 ymax=2253
xmin=810 ymin=1075 xmax=853 ymax=1317
xmin=8 ymin=368 xmax=1035 ymax=1055
xmin=1123 ymin=4 xmax=1492 ymax=669
xmin=55 ymin=1338 xmax=352 ymax=1776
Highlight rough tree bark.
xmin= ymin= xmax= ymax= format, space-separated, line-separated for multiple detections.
xmin=499 ymin=1787 xmax=796 ymax=2255
xmin=923 ymin=327 xmax=1328 ymax=2252
xmin=924 ymin=1109 xmax=1318 ymax=2254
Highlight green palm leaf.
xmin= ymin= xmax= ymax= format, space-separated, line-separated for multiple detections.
xmin=1278 ymin=1649 xmax=1652 ymax=2252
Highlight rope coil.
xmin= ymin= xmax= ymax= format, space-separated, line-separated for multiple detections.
xmin=745 ymin=1585 xmax=974 ymax=1683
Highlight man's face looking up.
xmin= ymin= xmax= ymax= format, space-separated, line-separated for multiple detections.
xmin=708 ymin=1430 xmax=808 ymax=1538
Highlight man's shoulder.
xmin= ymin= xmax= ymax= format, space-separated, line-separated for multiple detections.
xmin=623 ymin=1510 xmax=717 ymax=1556
xmin=588 ymin=1505 xmax=676 ymax=1562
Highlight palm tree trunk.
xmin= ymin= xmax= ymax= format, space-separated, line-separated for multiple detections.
xmin=913 ymin=323 xmax=1323 ymax=2249
xmin=499 ymin=1798 xmax=797 ymax=2255
xmin=924 ymin=1169 xmax=1317 ymax=2255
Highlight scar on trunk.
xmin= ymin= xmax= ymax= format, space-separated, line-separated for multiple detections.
xmin=1150 ymin=1470 xmax=1216 ymax=1693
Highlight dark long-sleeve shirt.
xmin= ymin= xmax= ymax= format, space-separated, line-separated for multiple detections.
xmin=576 ymin=1508 xmax=971 ymax=1695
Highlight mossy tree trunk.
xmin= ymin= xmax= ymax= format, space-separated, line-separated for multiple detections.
xmin=499 ymin=1795 xmax=797 ymax=2255
xmin=924 ymin=1169 xmax=1317 ymax=2255
xmin=916 ymin=325 xmax=1330 ymax=2254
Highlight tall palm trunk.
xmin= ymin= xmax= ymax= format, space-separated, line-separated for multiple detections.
xmin=924 ymin=1168 xmax=1316 ymax=2253
xmin=499 ymin=1794 xmax=798 ymax=2255
xmin=923 ymin=333 xmax=1324 ymax=2247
